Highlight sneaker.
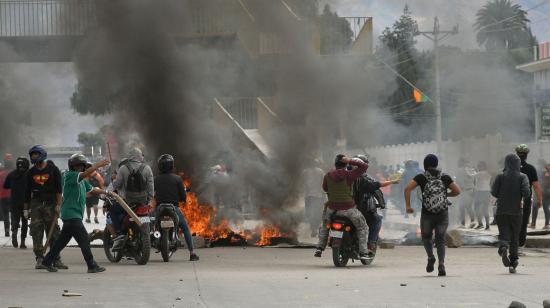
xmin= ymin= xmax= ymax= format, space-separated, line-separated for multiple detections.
xmin=438 ymin=264 xmax=446 ymax=276
xmin=54 ymin=260 xmax=69 ymax=270
xmin=35 ymin=257 xmax=44 ymax=269
xmin=85 ymin=218 xmax=91 ymax=223
xmin=426 ymin=256 xmax=436 ymax=273
xmin=359 ymin=253 xmax=369 ymax=261
xmin=475 ymin=224 xmax=484 ymax=230
xmin=36 ymin=262 xmax=58 ymax=272
xmin=544 ymin=224 xmax=550 ymax=230
xmin=87 ymin=265 xmax=106 ymax=273
xmin=190 ymin=253 xmax=199 ymax=261
xmin=499 ymin=247 xmax=511 ymax=267
xmin=94 ymin=217 xmax=99 ymax=224
xmin=12 ymin=236 xmax=18 ymax=248
xmin=314 ymin=249 xmax=323 ymax=258
xmin=509 ymin=266 xmax=516 ymax=274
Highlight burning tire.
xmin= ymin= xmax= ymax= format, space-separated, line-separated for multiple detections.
xmin=332 ymin=247 xmax=349 ymax=267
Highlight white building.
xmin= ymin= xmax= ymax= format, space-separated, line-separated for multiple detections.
xmin=517 ymin=42 xmax=550 ymax=139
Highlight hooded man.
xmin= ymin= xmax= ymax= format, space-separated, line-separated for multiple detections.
xmin=491 ymin=153 xmax=530 ymax=273
xmin=111 ymin=148 xmax=154 ymax=248
xmin=315 ymin=154 xmax=369 ymax=260
xmin=3 ymin=157 xmax=30 ymax=248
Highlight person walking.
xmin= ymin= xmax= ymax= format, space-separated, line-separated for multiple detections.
xmin=404 ymin=154 xmax=461 ymax=276
xmin=491 ymin=153 xmax=530 ymax=274
xmin=474 ymin=161 xmax=492 ymax=230
xmin=84 ymin=163 xmax=104 ymax=224
xmin=302 ymin=159 xmax=325 ymax=237
xmin=3 ymin=157 xmax=30 ymax=248
xmin=456 ymin=158 xmax=476 ymax=228
xmin=37 ymin=155 xmax=109 ymax=273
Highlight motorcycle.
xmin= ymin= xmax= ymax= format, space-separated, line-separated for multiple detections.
xmin=101 ymin=195 xmax=152 ymax=265
xmin=328 ymin=214 xmax=371 ymax=267
xmin=150 ymin=203 xmax=180 ymax=262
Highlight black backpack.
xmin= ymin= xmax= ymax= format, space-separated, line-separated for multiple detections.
xmin=125 ymin=164 xmax=146 ymax=193
xmin=354 ymin=174 xmax=386 ymax=213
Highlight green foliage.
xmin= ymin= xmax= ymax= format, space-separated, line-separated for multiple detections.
xmin=77 ymin=131 xmax=104 ymax=148
xmin=474 ymin=0 xmax=534 ymax=51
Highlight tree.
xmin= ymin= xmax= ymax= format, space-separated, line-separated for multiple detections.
xmin=474 ymin=0 xmax=533 ymax=51
xmin=378 ymin=5 xmax=432 ymax=129
xmin=77 ymin=132 xmax=104 ymax=150
xmin=319 ymin=4 xmax=354 ymax=55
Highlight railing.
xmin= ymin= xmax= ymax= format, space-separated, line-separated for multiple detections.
xmin=217 ymin=97 xmax=258 ymax=129
xmin=342 ymin=17 xmax=372 ymax=42
xmin=0 ymin=0 xmax=97 ymax=37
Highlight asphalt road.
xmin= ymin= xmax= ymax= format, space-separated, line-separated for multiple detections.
xmin=2 ymin=245 xmax=550 ymax=308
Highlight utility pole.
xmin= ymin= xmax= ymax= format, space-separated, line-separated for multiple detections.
xmin=416 ymin=17 xmax=458 ymax=156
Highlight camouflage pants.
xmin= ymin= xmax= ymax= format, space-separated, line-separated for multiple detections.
xmin=317 ymin=207 xmax=368 ymax=254
xmin=30 ymin=200 xmax=60 ymax=259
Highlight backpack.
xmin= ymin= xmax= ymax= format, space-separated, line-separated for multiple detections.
xmin=354 ymin=175 xmax=385 ymax=214
xmin=125 ymin=164 xmax=146 ymax=193
xmin=422 ymin=172 xmax=449 ymax=213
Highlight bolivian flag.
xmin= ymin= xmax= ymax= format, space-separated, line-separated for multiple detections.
xmin=413 ymin=88 xmax=428 ymax=104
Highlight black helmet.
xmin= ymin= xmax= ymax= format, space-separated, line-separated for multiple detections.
xmin=158 ymin=154 xmax=175 ymax=173
xmin=354 ymin=155 xmax=369 ymax=164
xmin=68 ymin=153 xmax=88 ymax=171
xmin=15 ymin=157 xmax=30 ymax=172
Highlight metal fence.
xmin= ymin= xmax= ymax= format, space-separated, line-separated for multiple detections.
xmin=0 ymin=0 xmax=96 ymax=37
xmin=218 ymin=97 xmax=258 ymax=130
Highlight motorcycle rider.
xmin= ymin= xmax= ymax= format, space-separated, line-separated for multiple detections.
xmin=315 ymin=154 xmax=369 ymax=260
xmin=24 ymin=145 xmax=68 ymax=269
xmin=3 ymin=157 xmax=30 ymax=248
xmin=153 ymin=154 xmax=199 ymax=261
xmin=352 ymin=155 xmax=400 ymax=259
xmin=37 ymin=154 xmax=109 ymax=273
xmin=111 ymin=148 xmax=154 ymax=249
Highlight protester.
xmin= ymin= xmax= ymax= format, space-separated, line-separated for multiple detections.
xmin=3 ymin=157 xmax=30 ymax=248
xmin=533 ymin=163 xmax=550 ymax=230
xmin=404 ymin=154 xmax=461 ymax=276
xmin=111 ymin=148 xmax=154 ymax=249
xmin=302 ymin=159 xmax=325 ymax=237
xmin=352 ymin=155 xmax=399 ymax=258
xmin=315 ymin=154 xmax=369 ymax=260
xmin=474 ymin=161 xmax=492 ymax=230
xmin=25 ymin=145 xmax=67 ymax=269
xmin=153 ymin=154 xmax=199 ymax=261
xmin=84 ymin=163 xmax=105 ymax=224
xmin=515 ymin=145 xmax=543 ymax=248
xmin=37 ymin=154 xmax=109 ymax=273
xmin=0 ymin=162 xmax=11 ymax=237
xmin=491 ymin=153 xmax=530 ymax=274
xmin=456 ymin=158 xmax=477 ymax=228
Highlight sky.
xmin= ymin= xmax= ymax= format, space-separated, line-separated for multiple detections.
xmin=328 ymin=0 xmax=550 ymax=50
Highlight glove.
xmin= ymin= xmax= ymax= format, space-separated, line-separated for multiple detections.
xmin=23 ymin=209 xmax=29 ymax=219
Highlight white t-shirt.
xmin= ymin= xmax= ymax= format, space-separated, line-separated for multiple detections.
xmin=475 ymin=171 xmax=492 ymax=192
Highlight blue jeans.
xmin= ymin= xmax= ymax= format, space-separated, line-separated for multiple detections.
xmin=110 ymin=203 xmax=126 ymax=235
xmin=364 ymin=212 xmax=382 ymax=245
xmin=175 ymin=208 xmax=194 ymax=251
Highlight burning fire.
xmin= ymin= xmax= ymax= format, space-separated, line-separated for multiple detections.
xmin=178 ymin=177 xmax=294 ymax=246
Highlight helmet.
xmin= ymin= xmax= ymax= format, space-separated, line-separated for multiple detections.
xmin=515 ymin=144 xmax=530 ymax=154
xmin=28 ymin=145 xmax=47 ymax=164
xmin=354 ymin=155 xmax=369 ymax=164
xmin=15 ymin=157 xmax=30 ymax=172
xmin=158 ymin=154 xmax=175 ymax=173
xmin=68 ymin=153 xmax=88 ymax=171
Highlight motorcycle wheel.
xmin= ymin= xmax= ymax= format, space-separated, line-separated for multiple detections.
xmin=332 ymin=246 xmax=349 ymax=267
xmin=361 ymin=258 xmax=373 ymax=265
xmin=134 ymin=225 xmax=151 ymax=265
xmin=103 ymin=227 xmax=123 ymax=263
xmin=160 ymin=229 xmax=173 ymax=262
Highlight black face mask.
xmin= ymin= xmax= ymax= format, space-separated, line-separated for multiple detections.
xmin=518 ymin=154 xmax=528 ymax=163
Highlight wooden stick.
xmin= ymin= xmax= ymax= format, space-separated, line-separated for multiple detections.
xmin=43 ymin=211 xmax=59 ymax=255
xmin=110 ymin=192 xmax=143 ymax=227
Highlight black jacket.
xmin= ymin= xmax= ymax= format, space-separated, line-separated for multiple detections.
xmin=491 ymin=154 xmax=530 ymax=216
